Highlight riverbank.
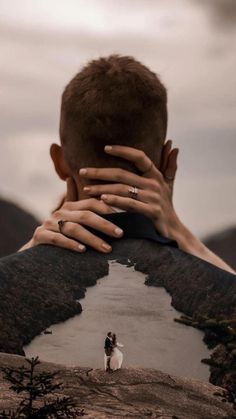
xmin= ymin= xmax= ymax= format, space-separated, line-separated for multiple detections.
xmin=24 ymin=262 xmax=211 ymax=380
xmin=1 ymin=239 xmax=236 ymax=407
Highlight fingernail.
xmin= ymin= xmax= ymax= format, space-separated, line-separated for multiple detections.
xmin=79 ymin=168 xmax=87 ymax=175
xmin=83 ymin=186 xmax=90 ymax=191
xmin=101 ymin=194 xmax=108 ymax=200
xmin=102 ymin=243 xmax=112 ymax=252
xmin=104 ymin=145 xmax=112 ymax=152
xmin=114 ymin=227 xmax=123 ymax=237
xmin=78 ymin=244 xmax=86 ymax=252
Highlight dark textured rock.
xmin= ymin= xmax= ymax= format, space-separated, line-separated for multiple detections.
xmin=1 ymin=235 xmax=236 ymax=409
xmin=0 ymin=198 xmax=39 ymax=257
xmin=0 ymin=353 xmax=234 ymax=419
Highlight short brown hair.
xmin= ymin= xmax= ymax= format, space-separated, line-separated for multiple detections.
xmin=60 ymin=55 xmax=167 ymax=171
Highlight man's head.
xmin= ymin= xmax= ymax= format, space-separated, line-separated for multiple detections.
xmin=51 ymin=54 xmax=167 ymax=182
xmin=107 ymin=331 xmax=112 ymax=338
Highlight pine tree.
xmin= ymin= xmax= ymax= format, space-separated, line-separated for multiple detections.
xmin=0 ymin=356 xmax=85 ymax=418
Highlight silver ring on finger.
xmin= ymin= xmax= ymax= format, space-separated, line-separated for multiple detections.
xmin=58 ymin=219 xmax=68 ymax=233
xmin=128 ymin=186 xmax=139 ymax=200
xmin=164 ymin=175 xmax=175 ymax=181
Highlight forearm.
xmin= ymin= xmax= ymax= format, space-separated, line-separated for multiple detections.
xmin=171 ymin=218 xmax=236 ymax=275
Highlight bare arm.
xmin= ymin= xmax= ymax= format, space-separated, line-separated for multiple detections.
xmin=172 ymin=219 xmax=235 ymax=274
xmin=19 ymin=143 xmax=235 ymax=275
xmin=79 ymin=143 xmax=235 ymax=275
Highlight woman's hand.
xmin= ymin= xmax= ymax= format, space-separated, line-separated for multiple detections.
xmin=19 ymin=140 xmax=235 ymax=273
xmin=80 ymin=141 xmax=180 ymax=240
xmin=19 ymin=178 xmax=124 ymax=254
xmin=20 ymin=140 xmax=178 ymax=254
xmin=79 ymin=144 xmax=235 ymax=274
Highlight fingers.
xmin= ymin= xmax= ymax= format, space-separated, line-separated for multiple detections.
xmin=65 ymin=177 xmax=78 ymax=202
xmin=83 ymin=183 xmax=159 ymax=204
xmin=33 ymin=227 xmax=86 ymax=253
xmin=39 ymin=196 xmax=127 ymax=254
xmin=53 ymin=210 xmax=124 ymax=240
xmin=164 ymin=148 xmax=179 ymax=184
xmin=160 ymin=140 xmax=172 ymax=174
xmin=39 ymin=219 xmax=113 ymax=254
xmin=101 ymin=194 xmax=157 ymax=220
xmin=104 ymin=145 xmax=163 ymax=181
xmin=59 ymin=222 xmax=114 ymax=253
xmin=61 ymin=197 xmax=116 ymax=214
xmin=166 ymin=148 xmax=178 ymax=173
xmin=44 ymin=204 xmax=125 ymax=253
xmin=79 ymin=167 xmax=155 ymax=189
xmin=104 ymin=145 xmax=152 ymax=172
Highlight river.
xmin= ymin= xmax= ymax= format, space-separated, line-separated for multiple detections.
xmin=24 ymin=261 xmax=211 ymax=380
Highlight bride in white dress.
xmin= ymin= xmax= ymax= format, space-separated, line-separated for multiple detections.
xmin=110 ymin=333 xmax=124 ymax=371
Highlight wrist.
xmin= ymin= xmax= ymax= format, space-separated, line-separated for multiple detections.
xmin=170 ymin=219 xmax=204 ymax=255
xmin=166 ymin=213 xmax=196 ymax=251
xmin=165 ymin=210 xmax=184 ymax=243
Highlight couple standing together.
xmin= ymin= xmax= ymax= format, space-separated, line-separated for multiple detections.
xmin=104 ymin=332 xmax=124 ymax=372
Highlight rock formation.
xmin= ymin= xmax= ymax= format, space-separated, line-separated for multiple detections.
xmin=0 ymin=209 xmax=236 ymax=413
xmin=0 ymin=353 xmax=234 ymax=419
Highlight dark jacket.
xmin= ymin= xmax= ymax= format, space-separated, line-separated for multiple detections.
xmin=104 ymin=336 xmax=113 ymax=356
xmin=0 ymin=212 xmax=235 ymax=356
xmin=104 ymin=337 xmax=113 ymax=349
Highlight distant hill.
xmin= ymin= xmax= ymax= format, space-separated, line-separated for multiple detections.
xmin=204 ymin=227 xmax=236 ymax=270
xmin=0 ymin=198 xmax=39 ymax=257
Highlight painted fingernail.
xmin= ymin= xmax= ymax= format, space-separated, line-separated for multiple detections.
xmin=101 ymin=194 xmax=108 ymax=200
xmin=104 ymin=145 xmax=112 ymax=152
xmin=83 ymin=186 xmax=90 ymax=191
xmin=114 ymin=227 xmax=123 ymax=237
xmin=101 ymin=243 xmax=112 ymax=252
xmin=79 ymin=168 xmax=87 ymax=175
xmin=78 ymin=244 xmax=86 ymax=252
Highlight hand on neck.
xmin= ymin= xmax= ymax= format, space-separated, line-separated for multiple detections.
xmin=68 ymin=176 xmax=116 ymax=214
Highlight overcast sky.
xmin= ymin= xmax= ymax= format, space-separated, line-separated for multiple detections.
xmin=0 ymin=0 xmax=235 ymax=237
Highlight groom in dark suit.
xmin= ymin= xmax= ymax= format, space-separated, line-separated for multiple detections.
xmin=104 ymin=332 xmax=113 ymax=371
xmin=0 ymin=54 xmax=235 ymax=361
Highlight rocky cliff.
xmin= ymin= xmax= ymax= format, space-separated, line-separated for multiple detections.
xmin=0 ymin=353 xmax=234 ymax=419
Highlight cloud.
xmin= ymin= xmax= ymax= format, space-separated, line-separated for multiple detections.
xmin=0 ymin=0 xmax=235 ymax=236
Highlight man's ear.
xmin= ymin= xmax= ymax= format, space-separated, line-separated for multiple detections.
xmin=50 ymin=143 xmax=71 ymax=180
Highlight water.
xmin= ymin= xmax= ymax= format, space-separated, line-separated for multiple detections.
xmin=25 ymin=261 xmax=211 ymax=380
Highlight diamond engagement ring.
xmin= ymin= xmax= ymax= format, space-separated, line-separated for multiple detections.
xmin=128 ymin=186 xmax=139 ymax=200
